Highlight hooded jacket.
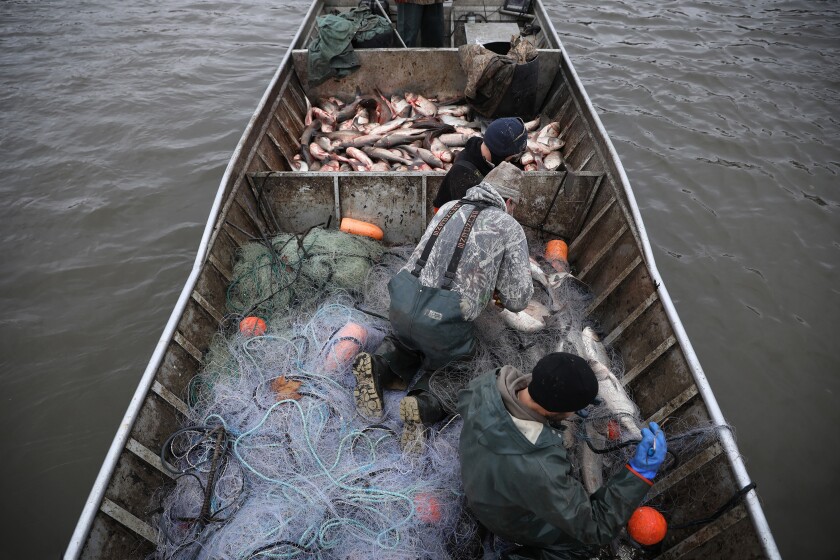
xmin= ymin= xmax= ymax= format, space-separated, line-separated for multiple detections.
xmin=400 ymin=180 xmax=532 ymax=321
xmin=457 ymin=369 xmax=652 ymax=548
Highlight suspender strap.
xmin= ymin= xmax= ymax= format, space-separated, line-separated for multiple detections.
xmin=411 ymin=200 xmax=489 ymax=290
xmin=412 ymin=201 xmax=464 ymax=277
xmin=441 ymin=205 xmax=485 ymax=290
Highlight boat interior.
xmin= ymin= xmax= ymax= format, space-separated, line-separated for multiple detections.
xmin=71 ymin=1 xmax=772 ymax=558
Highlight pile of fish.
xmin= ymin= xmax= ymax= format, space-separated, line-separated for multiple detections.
xmin=294 ymin=89 xmax=566 ymax=172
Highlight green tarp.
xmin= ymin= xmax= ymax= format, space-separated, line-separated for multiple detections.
xmin=307 ymin=7 xmax=393 ymax=86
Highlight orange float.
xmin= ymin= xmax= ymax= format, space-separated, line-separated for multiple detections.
xmin=628 ymin=506 xmax=668 ymax=546
xmin=544 ymin=239 xmax=568 ymax=262
xmin=607 ymin=419 xmax=621 ymax=441
xmin=414 ymin=492 xmax=442 ymax=524
xmin=239 ymin=316 xmax=267 ymax=337
xmin=544 ymin=239 xmax=569 ymax=273
xmin=340 ymin=217 xmax=384 ymax=240
xmin=324 ymin=322 xmax=368 ymax=372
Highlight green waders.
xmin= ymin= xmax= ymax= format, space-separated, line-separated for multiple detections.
xmin=376 ymin=201 xmax=488 ymax=420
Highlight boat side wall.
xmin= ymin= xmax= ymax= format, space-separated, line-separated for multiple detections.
xmin=534 ymin=3 xmax=780 ymax=558
xmin=63 ymin=2 xmax=326 ymax=558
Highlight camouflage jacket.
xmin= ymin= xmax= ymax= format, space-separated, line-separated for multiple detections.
xmin=400 ymin=181 xmax=533 ymax=321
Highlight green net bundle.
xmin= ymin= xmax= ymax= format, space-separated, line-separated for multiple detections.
xmin=226 ymin=227 xmax=385 ymax=317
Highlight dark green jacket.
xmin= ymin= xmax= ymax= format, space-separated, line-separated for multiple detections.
xmin=457 ymin=370 xmax=652 ymax=548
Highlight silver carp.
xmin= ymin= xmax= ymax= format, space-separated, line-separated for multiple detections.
xmin=315 ymin=136 xmax=334 ymax=152
xmin=309 ymin=142 xmax=329 ymax=161
xmin=524 ymin=116 xmax=541 ymax=132
xmin=346 ymin=146 xmax=373 ymax=168
xmin=581 ymin=327 xmax=610 ymax=366
xmin=390 ymin=94 xmax=412 ymax=118
xmin=368 ymin=162 xmax=391 ymax=172
xmin=369 ymin=117 xmax=408 ymax=136
xmin=430 ymin=137 xmax=454 ymax=163
xmin=362 ymin=146 xmax=413 ymax=165
xmin=438 ymin=133 xmax=470 ymax=147
xmin=405 ymin=92 xmax=437 ymax=117
xmin=339 ymin=134 xmax=384 ymax=148
xmin=335 ymin=87 xmax=363 ymax=122
xmin=373 ymin=130 xmax=426 ymax=148
xmin=403 ymin=145 xmax=444 ymax=169
xmin=438 ymin=104 xmax=471 ymax=117
xmin=499 ymin=299 xmax=550 ymax=333
xmin=538 ymin=122 xmax=561 ymax=138
xmin=588 ymin=358 xmax=642 ymax=441
xmin=530 ymin=259 xmax=563 ymax=312
xmin=527 ymin=139 xmax=553 ymax=156
xmin=580 ymin=421 xmax=604 ymax=494
xmin=311 ymin=107 xmax=336 ymax=126
xmin=544 ymin=151 xmax=563 ymax=170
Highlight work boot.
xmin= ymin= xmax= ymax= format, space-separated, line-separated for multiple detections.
xmin=352 ymin=352 xmax=385 ymax=419
xmin=399 ymin=393 xmax=444 ymax=454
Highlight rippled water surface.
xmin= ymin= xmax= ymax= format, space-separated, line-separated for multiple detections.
xmin=1 ymin=0 xmax=837 ymax=557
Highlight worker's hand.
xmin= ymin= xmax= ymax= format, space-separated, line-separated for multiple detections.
xmin=628 ymin=422 xmax=667 ymax=479
xmin=492 ymin=291 xmax=504 ymax=308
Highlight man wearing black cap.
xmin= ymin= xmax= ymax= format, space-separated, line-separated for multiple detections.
xmin=432 ymin=117 xmax=528 ymax=211
xmin=458 ymin=353 xmax=668 ymax=559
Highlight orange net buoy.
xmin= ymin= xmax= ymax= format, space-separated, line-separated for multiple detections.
xmin=239 ymin=316 xmax=267 ymax=337
xmin=414 ymin=492 xmax=442 ymax=524
xmin=607 ymin=419 xmax=621 ymax=441
xmin=628 ymin=506 xmax=667 ymax=546
xmin=324 ymin=322 xmax=368 ymax=372
xmin=340 ymin=217 xmax=384 ymax=240
xmin=544 ymin=239 xmax=569 ymax=273
xmin=544 ymin=239 xmax=568 ymax=262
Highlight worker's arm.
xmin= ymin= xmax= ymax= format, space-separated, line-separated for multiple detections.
xmin=525 ymin=425 xmax=667 ymax=545
xmin=520 ymin=454 xmax=648 ymax=545
xmin=494 ymin=223 xmax=533 ymax=312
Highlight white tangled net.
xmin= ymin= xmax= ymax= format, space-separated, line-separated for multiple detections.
xmin=153 ymin=230 xmax=726 ymax=559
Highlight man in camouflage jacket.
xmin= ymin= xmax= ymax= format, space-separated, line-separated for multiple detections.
xmin=353 ymin=162 xmax=533 ymax=451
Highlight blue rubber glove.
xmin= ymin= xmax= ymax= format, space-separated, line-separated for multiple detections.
xmin=628 ymin=422 xmax=667 ymax=480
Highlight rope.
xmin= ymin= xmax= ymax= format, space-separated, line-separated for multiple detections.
xmin=199 ymin=426 xmax=227 ymax=526
xmin=669 ymin=482 xmax=758 ymax=530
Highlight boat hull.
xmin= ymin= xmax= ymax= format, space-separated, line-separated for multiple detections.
xmin=66 ymin=2 xmax=779 ymax=558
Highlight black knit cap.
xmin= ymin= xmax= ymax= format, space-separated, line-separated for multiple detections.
xmin=529 ymin=352 xmax=599 ymax=412
xmin=483 ymin=117 xmax=528 ymax=159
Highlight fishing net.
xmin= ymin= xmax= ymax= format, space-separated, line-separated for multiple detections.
xmin=156 ymin=232 xmax=727 ymax=559
xmin=426 ymin=245 xmax=597 ymax=415
xmin=226 ymin=227 xmax=384 ymax=317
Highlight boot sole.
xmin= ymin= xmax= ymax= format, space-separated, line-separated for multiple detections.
xmin=352 ymin=353 xmax=383 ymax=419
xmin=399 ymin=396 xmax=426 ymax=454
